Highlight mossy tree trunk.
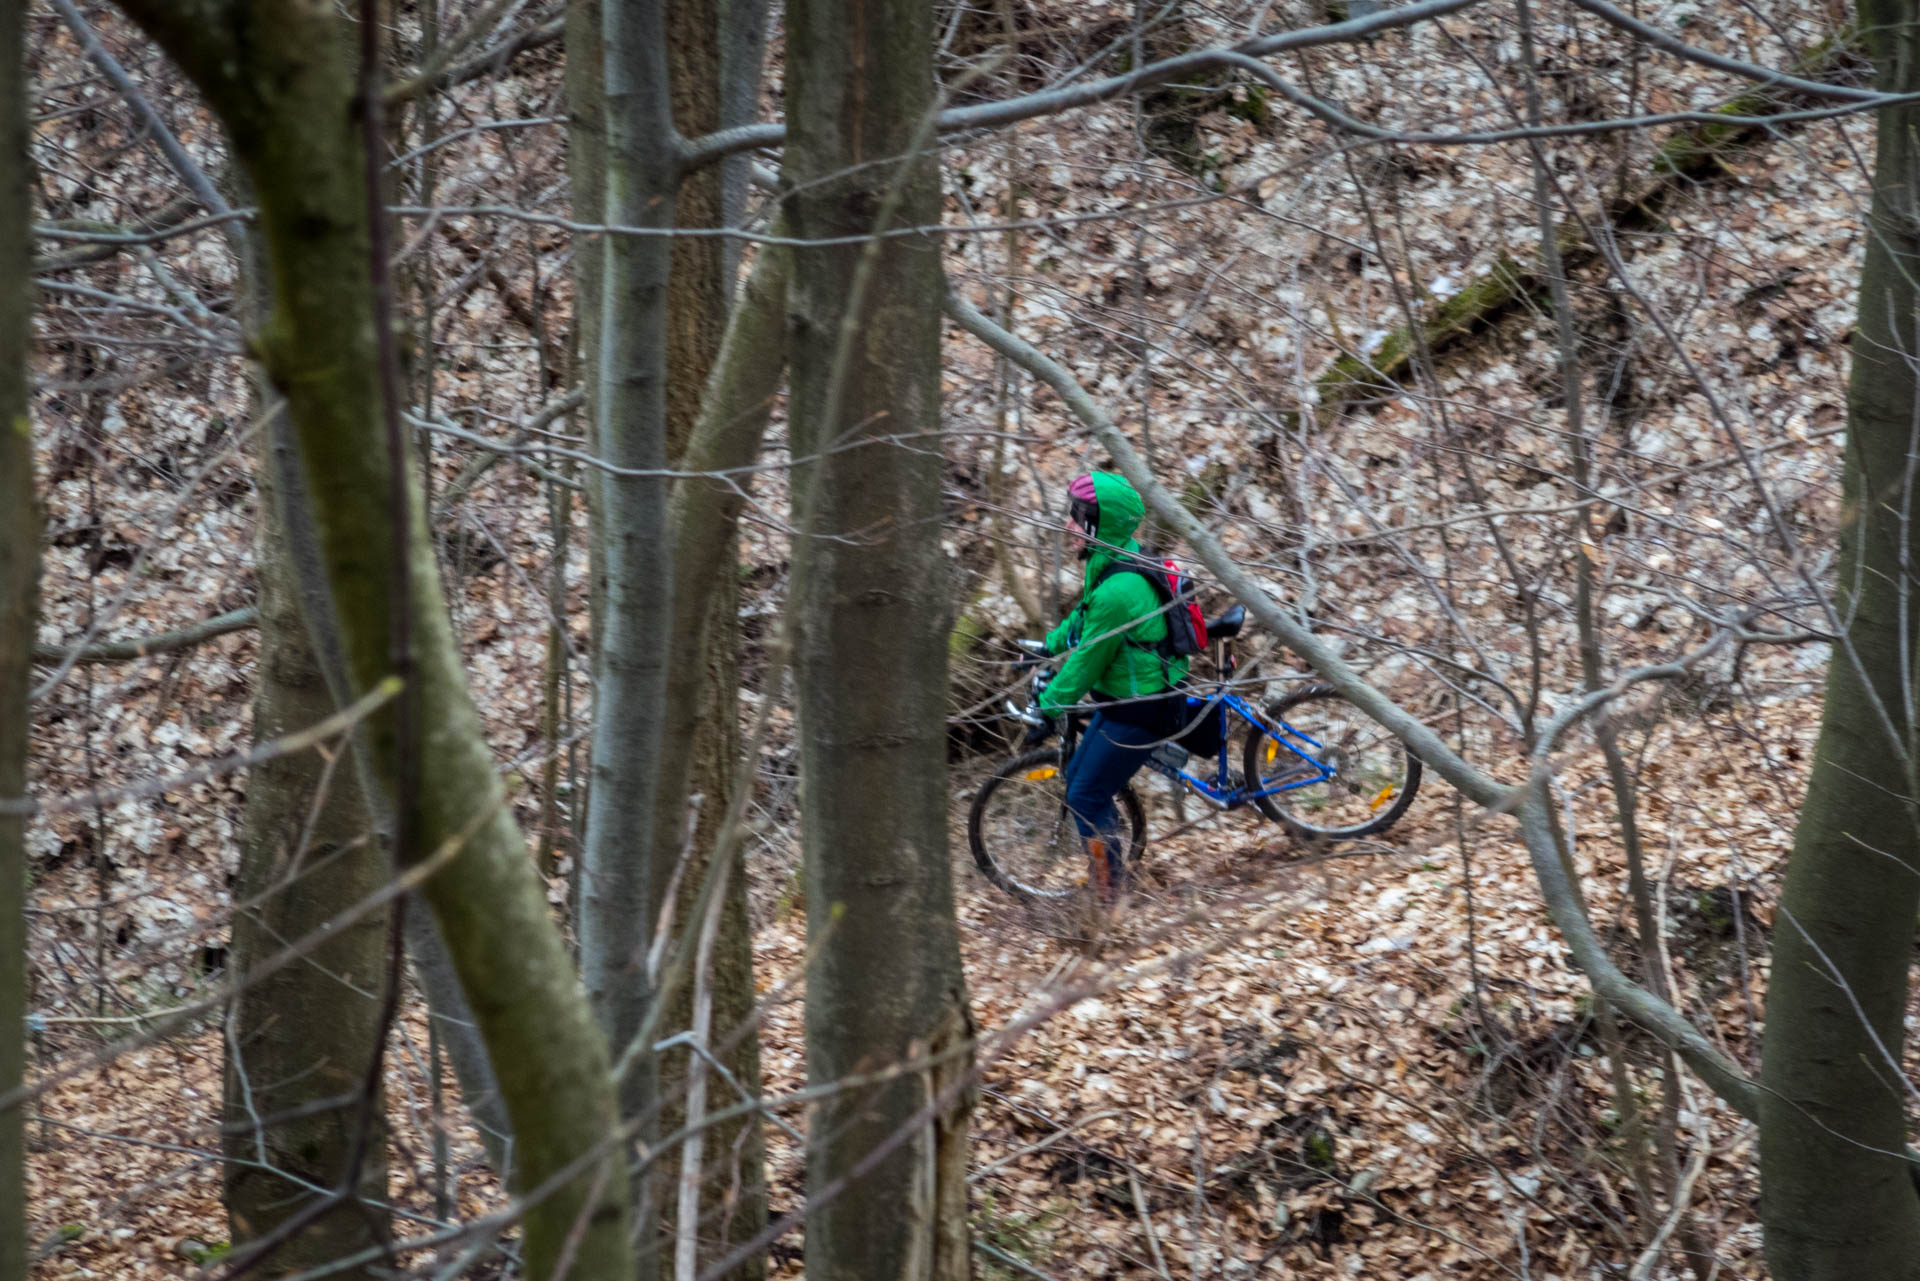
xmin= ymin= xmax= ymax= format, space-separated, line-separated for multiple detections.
xmin=224 ymin=214 xmax=390 ymax=1269
xmin=0 ymin=0 xmax=34 ymax=1272
xmin=220 ymin=115 xmax=397 ymax=1275
xmin=107 ymin=4 xmax=635 ymax=1277
xmin=783 ymin=0 xmax=975 ymax=1275
xmin=1759 ymin=3 xmax=1920 ymax=1276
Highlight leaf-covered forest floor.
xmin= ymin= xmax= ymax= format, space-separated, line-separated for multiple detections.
xmin=25 ymin=697 xmax=1813 ymax=1279
xmin=20 ymin=0 xmax=1895 ymax=1275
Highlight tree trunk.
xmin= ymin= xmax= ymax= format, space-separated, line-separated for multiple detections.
xmin=1760 ymin=3 xmax=1920 ymax=1275
xmin=223 ymin=176 xmax=391 ymax=1269
xmin=224 ymin=442 xmax=391 ymax=1275
xmin=579 ymin=0 xmax=677 ymax=1146
xmin=109 ymin=5 xmax=636 ymax=1277
xmin=0 ymin=0 xmax=34 ymax=1270
xmin=647 ymin=1 xmax=773 ymax=1274
xmin=265 ymin=377 xmax=515 ymax=1175
xmin=565 ymin=0 xmax=606 ymax=670
xmin=574 ymin=1 xmax=773 ymax=1268
xmin=783 ymin=1 xmax=975 ymax=1275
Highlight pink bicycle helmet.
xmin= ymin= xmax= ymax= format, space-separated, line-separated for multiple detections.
xmin=1068 ymin=473 xmax=1099 ymax=536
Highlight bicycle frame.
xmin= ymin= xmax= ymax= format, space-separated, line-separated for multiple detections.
xmin=1161 ymin=691 xmax=1331 ymax=807
xmin=1060 ymin=687 xmax=1334 ymax=813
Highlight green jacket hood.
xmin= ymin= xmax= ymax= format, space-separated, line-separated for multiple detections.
xmin=1040 ymin=469 xmax=1188 ymax=710
xmin=1088 ymin=471 xmax=1144 ymax=546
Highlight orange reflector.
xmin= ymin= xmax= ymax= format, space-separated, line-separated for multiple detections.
xmin=1368 ymin=786 xmax=1397 ymax=812
xmin=1023 ymin=767 xmax=1059 ymax=781
xmin=1264 ymin=740 xmax=1278 ymax=764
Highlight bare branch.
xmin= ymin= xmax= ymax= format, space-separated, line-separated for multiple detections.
xmin=382 ymin=0 xmax=535 ymax=105
xmin=676 ymin=0 xmax=1487 ymax=170
xmin=45 ymin=0 xmax=242 ymax=254
xmin=1562 ymin=0 xmax=1878 ymax=102
xmin=385 ymin=13 xmax=564 ymax=105
xmin=30 ymin=605 xmax=259 ymax=665
xmin=0 ymin=678 xmax=399 ymax=819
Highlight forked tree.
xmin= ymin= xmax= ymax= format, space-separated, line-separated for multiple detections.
xmin=103 ymin=2 xmax=638 ymax=1276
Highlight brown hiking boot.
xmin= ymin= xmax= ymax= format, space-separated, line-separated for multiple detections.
xmin=1085 ymin=836 xmax=1123 ymax=906
xmin=1086 ymin=837 xmax=1111 ymax=901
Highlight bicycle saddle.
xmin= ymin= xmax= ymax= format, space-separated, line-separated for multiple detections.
xmin=1207 ymin=604 xmax=1246 ymax=639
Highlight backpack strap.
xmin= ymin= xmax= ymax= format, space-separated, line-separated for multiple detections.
xmin=1091 ymin=556 xmax=1177 ymax=683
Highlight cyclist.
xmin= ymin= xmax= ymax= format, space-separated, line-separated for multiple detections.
xmin=1027 ymin=471 xmax=1190 ymax=900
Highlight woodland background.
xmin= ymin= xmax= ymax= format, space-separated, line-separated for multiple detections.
xmin=5 ymin=0 xmax=1914 ymax=1277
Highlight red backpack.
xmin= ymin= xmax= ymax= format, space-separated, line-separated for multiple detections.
xmin=1095 ymin=553 xmax=1208 ymax=659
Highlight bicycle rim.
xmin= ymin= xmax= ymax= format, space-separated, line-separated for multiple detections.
xmin=969 ymin=749 xmax=1145 ymax=901
xmin=1244 ymin=686 xmax=1420 ymax=839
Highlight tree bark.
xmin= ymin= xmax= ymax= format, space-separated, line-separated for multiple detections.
xmin=221 ymin=168 xmax=392 ymax=1270
xmin=108 ymin=5 xmax=635 ymax=1277
xmin=573 ymin=2 xmax=773 ymax=1268
xmin=264 ymin=367 xmax=516 ymax=1176
xmin=646 ymin=3 xmax=773 ymax=1275
xmin=224 ymin=442 xmax=391 ymax=1275
xmin=579 ymin=0 xmax=677 ymax=1140
xmin=0 ymin=0 xmax=34 ymax=1270
xmin=1760 ymin=3 xmax=1920 ymax=1274
xmin=783 ymin=1 xmax=975 ymax=1275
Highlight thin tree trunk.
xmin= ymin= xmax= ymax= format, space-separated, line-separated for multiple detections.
xmin=574 ymin=2 xmax=773 ymax=1268
xmin=566 ymin=0 xmax=607 ymax=671
xmin=579 ymin=0 xmax=677 ymax=1145
xmin=661 ymin=240 xmax=788 ymax=758
xmin=784 ymin=0 xmax=975 ymax=1275
xmin=0 ymin=0 xmax=35 ymax=1270
xmin=109 ymin=6 xmax=635 ymax=1277
xmin=1760 ymin=3 xmax=1920 ymax=1275
xmin=716 ymin=0 xmax=766 ymax=293
xmin=647 ymin=3 xmax=773 ymax=1275
xmin=1513 ymin=0 xmax=1669 ymax=1243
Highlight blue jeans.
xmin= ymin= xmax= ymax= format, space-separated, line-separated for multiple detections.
xmin=1062 ymin=712 xmax=1161 ymax=841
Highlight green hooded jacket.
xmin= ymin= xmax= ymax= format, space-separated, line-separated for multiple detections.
xmin=1038 ymin=471 xmax=1190 ymax=715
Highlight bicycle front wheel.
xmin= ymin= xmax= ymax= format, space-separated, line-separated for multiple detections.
xmin=968 ymin=748 xmax=1147 ymax=902
xmin=1243 ymin=685 xmax=1421 ymax=841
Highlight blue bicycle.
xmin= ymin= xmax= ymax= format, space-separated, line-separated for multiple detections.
xmin=967 ymin=604 xmax=1422 ymax=902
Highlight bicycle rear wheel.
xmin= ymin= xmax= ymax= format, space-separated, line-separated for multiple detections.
xmin=968 ymin=748 xmax=1147 ymax=902
xmin=1243 ymin=685 xmax=1421 ymax=840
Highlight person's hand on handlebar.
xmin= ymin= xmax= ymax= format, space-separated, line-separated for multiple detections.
xmin=1012 ymin=637 xmax=1050 ymax=671
xmin=1007 ymin=642 xmax=1057 ymax=746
